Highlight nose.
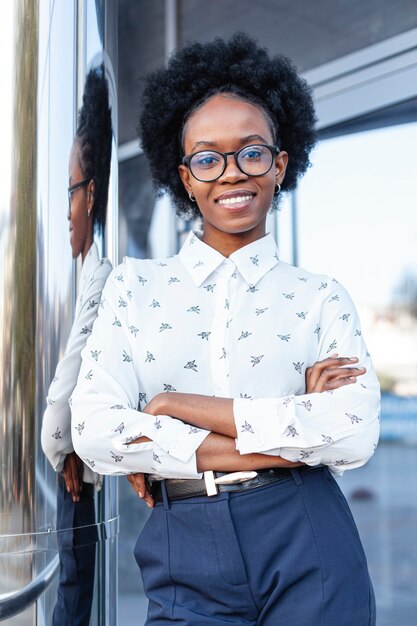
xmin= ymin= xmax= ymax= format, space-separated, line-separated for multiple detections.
xmin=217 ymin=155 xmax=248 ymax=184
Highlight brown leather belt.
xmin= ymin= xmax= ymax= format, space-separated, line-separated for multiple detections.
xmin=151 ymin=466 xmax=321 ymax=503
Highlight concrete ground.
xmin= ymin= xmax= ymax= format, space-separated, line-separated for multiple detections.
xmin=118 ymin=442 xmax=417 ymax=625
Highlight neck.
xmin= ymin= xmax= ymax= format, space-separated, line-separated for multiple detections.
xmin=81 ymin=237 xmax=94 ymax=263
xmin=201 ymin=227 xmax=266 ymax=257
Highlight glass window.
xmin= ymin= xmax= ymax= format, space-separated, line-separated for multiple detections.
xmin=290 ymin=122 xmax=417 ymax=626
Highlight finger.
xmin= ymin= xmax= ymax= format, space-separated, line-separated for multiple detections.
xmin=135 ymin=477 xmax=154 ymax=507
xmin=321 ymin=366 xmax=366 ymax=384
xmin=306 ymin=354 xmax=342 ymax=389
xmin=143 ymin=492 xmax=155 ymax=508
xmin=65 ymin=471 xmax=79 ymax=502
xmin=324 ymin=365 xmax=365 ymax=377
xmin=325 ymin=376 xmax=358 ymax=390
xmin=64 ymin=470 xmax=74 ymax=496
xmin=127 ymin=474 xmax=141 ymax=496
xmin=68 ymin=457 xmax=82 ymax=501
xmin=64 ymin=460 xmax=76 ymax=496
xmin=133 ymin=474 xmax=147 ymax=494
xmin=128 ymin=473 xmax=147 ymax=498
xmin=315 ymin=367 xmax=365 ymax=392
xmin=307 ymin=356 xmax=359 ymax=390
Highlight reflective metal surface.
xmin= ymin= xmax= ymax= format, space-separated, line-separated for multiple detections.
xmin=0 ymin=1 xmax=118 ymax=624
xmin=0 ymin=1 xmax=39 ymax=623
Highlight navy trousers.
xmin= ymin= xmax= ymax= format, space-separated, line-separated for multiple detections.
xmin=52 ymin=476 xmax=97 ymax=626
xmin=135 ymin=466 xmax=375 ymax=625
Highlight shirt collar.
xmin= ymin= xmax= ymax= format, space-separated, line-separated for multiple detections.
xmin=178 ymin=231 xmax=279 ymax=287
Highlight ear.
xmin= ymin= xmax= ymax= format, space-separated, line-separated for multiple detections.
xmin=178 ymin=164 xmax=194 ymax=197
xmin=86 ymin=178 xmax=96 ymax=214
xmin=275 ymin=151 xmax=289 ymax=185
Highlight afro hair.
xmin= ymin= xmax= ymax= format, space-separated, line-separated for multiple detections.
xmin=76 ymin=63 xmax=112 ymax=236
xmin=138 ymin=32 xmax=316 ymax=219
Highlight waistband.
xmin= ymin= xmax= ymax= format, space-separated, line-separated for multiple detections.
xmin=151 ymin=465 xmax=322 ymax=503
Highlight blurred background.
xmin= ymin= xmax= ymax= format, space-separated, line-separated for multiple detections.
xmin=1 ymin=1 xmax=416 ymax=624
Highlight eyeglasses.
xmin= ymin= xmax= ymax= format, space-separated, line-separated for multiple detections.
xmin=182 ymin=144 xmax=280 ymax=183
xmin=67 ymin=177 xmax=92 ymax=210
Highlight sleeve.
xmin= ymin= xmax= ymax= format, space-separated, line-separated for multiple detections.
xmin=233 ymin=280 xmax=380 ymax=474
xmin=70 ymin=263 xmax=210 ymax=479
xmin=41 ymin=260 xmax=112 ymax=472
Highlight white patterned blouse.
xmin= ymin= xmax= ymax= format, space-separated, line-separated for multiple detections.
xmin=41 ymin=242 xmax=112 ymax=487
xmin=71 ymin=232 xmax=380 ymax=480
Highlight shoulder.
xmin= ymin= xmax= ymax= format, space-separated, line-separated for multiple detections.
xmin=85 ymin=257 xmax=113 ymax=289
xmin=277 ymin=259 xmax=334 ymax=291
xmin=275 ymin=261 xmax=354 ymax=307
xmin=93 ymin=257 xmax=112 ymax=278
xmin=109 ymin=254 xmax=181 ymax=287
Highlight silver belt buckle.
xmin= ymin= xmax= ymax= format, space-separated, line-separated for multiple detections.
xmin=203 ymin=470 xmax=258 ymax=496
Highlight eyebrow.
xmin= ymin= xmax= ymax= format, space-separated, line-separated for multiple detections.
xmin=190 ymin=134 xmax=271 ymax=153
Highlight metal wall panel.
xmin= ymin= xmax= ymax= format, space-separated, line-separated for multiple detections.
xmin=0 ymin=1 xmax=118 ymax=623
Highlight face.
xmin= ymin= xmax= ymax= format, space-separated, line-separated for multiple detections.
xmin=178 ymin=94 xmax=288 ymax=254
xmin=68 ymin=140 xmax=94 ymax=260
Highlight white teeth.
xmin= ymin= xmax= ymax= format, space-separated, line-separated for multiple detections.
xmin=218 ymin=195 xmax=252 ymax=205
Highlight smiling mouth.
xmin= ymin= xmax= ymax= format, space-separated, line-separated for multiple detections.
xmin=217 ymin=194 xmax=254 ymax=206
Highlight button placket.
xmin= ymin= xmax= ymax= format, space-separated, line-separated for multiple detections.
xmin=209 ymin=261 xmax=235 ymax=396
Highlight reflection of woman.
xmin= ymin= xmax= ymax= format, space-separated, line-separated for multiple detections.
xmin=72 ymin=35 xmax=380 ymax=625
xmin=41 ymin=64 xmax=112 ymax=626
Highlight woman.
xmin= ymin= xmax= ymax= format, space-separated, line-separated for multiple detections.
xmin=41 ymin=64 xmax=112 ymax=626
xmin=72 ymin=34 xmax=380 ymax=625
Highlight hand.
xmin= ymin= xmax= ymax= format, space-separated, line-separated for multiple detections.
xmin=127 ymin=473 xmax=154 ymax=508
xmin=306 ymin=354 xmax=366 ymax=393
xmin=63 ymin=452 xmax=84 ymax=502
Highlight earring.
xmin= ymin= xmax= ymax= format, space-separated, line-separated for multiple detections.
xmin=87 ymin=209 xmax=91 ymax=217
xmin=274 ymin=183 xmax=281 ymax=196
xmin=189 ymin=192 xmax=196 ymax=203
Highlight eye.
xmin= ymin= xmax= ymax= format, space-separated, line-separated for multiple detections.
xmin=192 ymin=151 xmax=222 ymax=169
xmin=239 ymin=145 xmax=268 ymax=161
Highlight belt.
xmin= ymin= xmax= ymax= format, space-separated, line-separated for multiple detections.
xmin=151 ymin=466 xmax=319 ymax=503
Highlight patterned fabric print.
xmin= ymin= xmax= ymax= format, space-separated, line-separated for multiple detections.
xmin=71 ymin=232 xmax=380 ymax=480
xmin=41 ymin=243 xmax=112 ymax=487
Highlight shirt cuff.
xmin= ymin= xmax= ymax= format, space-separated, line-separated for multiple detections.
xmin=149 ymin=414 xmax=210 ymax=463
xmin=112 ymin=440 xmax=203 ymax=479
xmin=233 ymin=397 xmax=295 ymax=454
xmin=112 ymin=415 xmax=210 ymax=464
xmin=151 ymin=444 xmax=203 ymax=479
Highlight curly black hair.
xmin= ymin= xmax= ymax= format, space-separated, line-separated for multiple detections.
xmin=139 ymin=32 xmax=316 ymax=219
xmin=76 ymin=63 xmax=112 ymax=235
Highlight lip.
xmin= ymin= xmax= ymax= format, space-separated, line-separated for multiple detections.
xmin=215 ymin=189 xmax=256 ymax=202
xmin=214 ymin=189 xmax=256 ymax=211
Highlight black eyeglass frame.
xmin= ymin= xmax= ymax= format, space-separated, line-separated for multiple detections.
xmin=182 ymin=144 xmax=280 ymax=183
xmin=67 ymin=177 xmax=96 ymax=208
